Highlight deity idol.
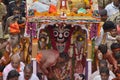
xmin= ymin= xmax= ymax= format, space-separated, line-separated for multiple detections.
xmin=47 ymin=23 xmax=74 ymax=53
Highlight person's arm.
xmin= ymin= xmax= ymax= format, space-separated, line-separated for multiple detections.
xmin=106 ymin=51 xmax=118 ymax=71
xmin=0 ymin=41 xmax=8 ymax=50
xmin=40 ymin=61 xmax=49 ymax=75
xmin=4 ymin=17 xmax=10 ymax=34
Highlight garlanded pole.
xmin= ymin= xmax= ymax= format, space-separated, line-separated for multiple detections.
xmin=32 ymin=38 xmax=38 ymax=74
xmin=27 ymin=22 xmax=38 ymax=75
xmin=86 ymin=23 xmax=92 ymax=80
xmin=86 ymin=40 xmax=92 ymax=80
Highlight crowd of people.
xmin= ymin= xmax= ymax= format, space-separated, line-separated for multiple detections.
xmin=91 ymin=0 xmax=120 ymax=80
xmin=0 ymin=0 xmax=120 ymax=80
xmin=0 ymin=0 xmax=40 ymax=80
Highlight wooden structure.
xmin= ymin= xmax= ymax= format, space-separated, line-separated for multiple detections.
xmin=26 ymin=0 xmax=101 ymax=79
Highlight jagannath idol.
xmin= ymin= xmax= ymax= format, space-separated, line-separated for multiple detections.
xmin=46 ymin=23 xmax=74 ymax=53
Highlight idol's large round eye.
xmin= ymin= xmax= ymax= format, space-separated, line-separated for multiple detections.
xmin=64 ymin=31 xmax=69 ymax=37
xmin=53 ymin=30 xmax=58 ymax=37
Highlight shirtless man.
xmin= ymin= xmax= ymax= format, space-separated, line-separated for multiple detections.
xmin=37 ymin=49 xmax=59 ymax=75
xmin=36 ymin=49 xmax=72 ymax=80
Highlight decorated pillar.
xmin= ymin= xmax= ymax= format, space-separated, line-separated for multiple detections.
xmin=32 ymin=38 xmax=38 ymax=74
xmin=86 ymin=39 xmax=92 ymax=80
xmin=86 ymin=23 xmax=92 ymax=80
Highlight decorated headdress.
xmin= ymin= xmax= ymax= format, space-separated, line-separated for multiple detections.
xmin=10 ymin=22 xmax=20 ymax=34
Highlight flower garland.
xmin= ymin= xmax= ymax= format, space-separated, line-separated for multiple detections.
xmin=26 ymin=22 xmax=37 ymax=37
xmin=90 ymin=23 xmax=99 ymax=39
xmin=53 ymin=62 xmax=70 ymax=80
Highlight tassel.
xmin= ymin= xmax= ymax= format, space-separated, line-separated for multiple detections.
xmin=36 ymin=53 xmax=42 ymax=63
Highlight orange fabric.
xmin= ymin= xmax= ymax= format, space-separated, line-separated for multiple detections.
xmin=10 ymin=22 xmax=20 ymax=34
xmin=0 ymin=72 xmax=2 ymax=76
xmin=2 ymin=52 xmax=10 ymax=65
xmin=36 ymin=53 xmax=42 ymax=64
xmin=16 ymin=65 xmax=21 ymax=72
xmin=117 ymin=73 xmax=120 ymax=77
xmin=49 ymin=4 xmax=57 ymax=13
xmin=19 ymin=23 xmax=25 ymax=28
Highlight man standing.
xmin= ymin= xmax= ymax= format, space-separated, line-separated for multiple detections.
xmin=93 ymin=67 xmax=114 ymax=80
xmin=90 ymin=60 xmax=116 ymax=80
xmin=3 ymin=54 xmax=25 ymax=80
xmin=105 ymin=0 xmax=120 ymax=17
xmin=19 ymin=64 xmax=39 ymax=80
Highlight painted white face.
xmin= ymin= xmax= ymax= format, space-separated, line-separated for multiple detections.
xmin=53 ymin=28 xmax=70 ymax=43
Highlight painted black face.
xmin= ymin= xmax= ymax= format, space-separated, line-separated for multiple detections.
xmin=53 ymin=23 xmax=70 ymax=43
